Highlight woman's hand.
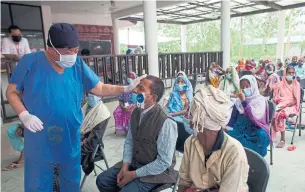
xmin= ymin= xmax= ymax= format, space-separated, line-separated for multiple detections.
xmin=237 ymin=91 xmax=246 ymax=101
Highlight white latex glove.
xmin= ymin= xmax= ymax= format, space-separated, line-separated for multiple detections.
xmin=19 ymin=111 xmax=43 ymax=133
xmin=124 ymin=74 xmax=147 ymax=93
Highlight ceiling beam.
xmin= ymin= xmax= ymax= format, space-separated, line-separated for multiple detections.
xmin=251 ymin=0 xmax=283 ymax=10
xmin=119 ymin=17 xmax=184 ymax=25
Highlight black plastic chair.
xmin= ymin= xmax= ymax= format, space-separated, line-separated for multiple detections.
xmin=80 ymin=118 xmax=110 ymax=190
xmin=151 ymin=121 xmax=191 ymax=192
xmin=245 ymin=148 xmax=270 ymax=192
xmin=267 ymin=100 xmax=275 ymax=165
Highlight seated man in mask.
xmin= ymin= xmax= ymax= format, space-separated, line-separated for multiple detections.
xmin=178 ymin=85 xmax=249 ymax=192
xmin=96 ymin=75 xmax=178 ymax=192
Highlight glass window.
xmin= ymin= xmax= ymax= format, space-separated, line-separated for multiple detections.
xmin=11 ymin=5 xmax=42 ymax=30
xmin=1 ymin=3 xmax=11 ymax=29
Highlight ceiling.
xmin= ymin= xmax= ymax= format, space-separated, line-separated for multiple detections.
xmin=4 ymin=1 xmax=142 ymax=15
xmin=120 ymin=0 xmax=305 ymax=25
xmin=41 ymin=1 xmax=141 ymax=15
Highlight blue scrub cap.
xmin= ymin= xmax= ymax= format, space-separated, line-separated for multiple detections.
xmin=47 ymin=23 xmax=79 ymax=49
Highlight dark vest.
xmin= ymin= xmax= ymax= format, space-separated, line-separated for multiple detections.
xmin=130 ymin=104 xmax=176 ymax=184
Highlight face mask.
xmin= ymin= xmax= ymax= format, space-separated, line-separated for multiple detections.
xmin=176 ymin=84 xmax=186 ymax=92
xmin=133 ymin=93 xmax=145 ymax=109
xmin=127 ymin=78 xmax=132 ymax=84
xmin=49 ymin=35 xmax=77 ymax=68
xmin=286 ymin=76 xmax=294 ymax=81
xmin=12 ymin=35 xmax=22 ymax=43
xmin=266 ymin=70 xmax=273 ymax=75
xmin=226 ymin=74 xmax=232 ymax=80
xmin=243 ymin=88 xmax=252 ymax=97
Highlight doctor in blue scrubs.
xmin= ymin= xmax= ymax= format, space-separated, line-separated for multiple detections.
xmin=6 ymin=23 xmax=145 ymax=192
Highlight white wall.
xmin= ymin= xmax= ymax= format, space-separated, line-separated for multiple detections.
xmin=51 ymin=12 xmax=134 ymax=28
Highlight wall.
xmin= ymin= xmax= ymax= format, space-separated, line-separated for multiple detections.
xmin=51 ymin=12 xmax=134 ymax=28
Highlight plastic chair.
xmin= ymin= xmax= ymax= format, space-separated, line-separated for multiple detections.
xmin=151 ymin=121 xmax=191 ymax=192
xmin=80 ymin=118 xmax=110 ymax=190
xmin=267 ymin=100 xmax=275 ymax=165
xmin=245 ymin=148 xmax=270 ymax=192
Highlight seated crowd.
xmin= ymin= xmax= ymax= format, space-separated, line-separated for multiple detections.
xmin=3 ymin=56 xmax=304 ymax=192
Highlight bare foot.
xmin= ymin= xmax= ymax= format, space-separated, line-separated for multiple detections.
xmin=276 ymin=140 xmax=285 ymax=148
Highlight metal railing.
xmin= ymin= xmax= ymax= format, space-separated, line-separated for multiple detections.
xmin=1 ymin=51 xmax=222 ymax=122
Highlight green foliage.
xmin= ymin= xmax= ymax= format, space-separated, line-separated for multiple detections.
xmin=125 ymin=8 xmax=305 ymax=62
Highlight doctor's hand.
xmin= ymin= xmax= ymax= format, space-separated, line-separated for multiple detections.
xmin=19 ymin=111 xmax=43 ymax=133
xmin=124 ymin=74 xmax=147 ymax=93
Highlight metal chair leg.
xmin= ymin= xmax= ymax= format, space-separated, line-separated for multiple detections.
xmin=291 ymin=116 xmax=299 ymax=145
xmin=80 ymin=175 xmax=87 ymax=190
xmin=172 ymin=177 xmax=179 ymax=192
xmin=100 ymin=146 xmax=109 ymax=169
xmin=299 ymin=107 xmax=302 ymax=136
xmin=94 ymin=168 xmax=97 ymax=176
xmin=269 ymin=124 xmax=273 ymax=165
xmin=95 ymin=163 xmax=104 ymax=171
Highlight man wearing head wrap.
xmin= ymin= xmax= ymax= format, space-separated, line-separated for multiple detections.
xmin=6 ymin=23 xmax=145 ymax=192
xmin=178 ymin=85 xmax=249 ymax=192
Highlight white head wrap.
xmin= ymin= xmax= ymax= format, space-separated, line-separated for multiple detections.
xmin=190 ymin=85 xmax=233 ymax=132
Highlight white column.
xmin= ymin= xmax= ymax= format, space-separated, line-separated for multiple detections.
xmin=276 ymin=10 xmax=286 ymax=62
xmin=180 ymin=25 xmax=187 ymax=52
xmin=112 ymin=18 xmax=120 ymax=55
xmin=41 ymin=5 xmax=52 ymax=47
xmin=221 ymin=0 xmax=230 ymax=69
xmin=143 ymin=0 xmax=159 ymax=76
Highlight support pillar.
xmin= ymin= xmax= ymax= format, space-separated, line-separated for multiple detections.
xmin=221 ymin=0 xmax=230 ymax=69
xmin=41 ymin=5 xmax=52 ymax=48
xmin=276 ymin=10 xmax=286 ymax=62
xmin=143 ymin=0 xmax=159 ymax=76
xmin=112 ymin=18 xmax=120 ymax=55
xmin=180 ymin=25 xmax=187 ymax=52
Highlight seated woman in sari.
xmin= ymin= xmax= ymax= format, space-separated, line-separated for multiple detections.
xmin=166 ymin=75 xmax=194 ymax=134
xmin=272 ymin=66 xmax=300 ymax=148
xmin=208 ymin=62 xmax=225 ymax=88
xmin=227 ymin=75 xmax=270 ymax=157
xmin=219 ymin=66 xmax=239 ymax=98
xmin=263 ymin=63 xmax=280 ymax=96
xmin=113 ymin=72 xmax=138 ymax=134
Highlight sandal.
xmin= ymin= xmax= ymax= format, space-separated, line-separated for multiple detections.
xmin=1 ymin=160 xmax=24 ymax=171
xmin=276 ymin=140 xmax=285 ymax=148
xmin=287 ymin=145 xmax=296 ymax=151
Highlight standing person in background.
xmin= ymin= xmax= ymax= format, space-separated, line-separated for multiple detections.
xmin=2 ymin=25 xmax=31 ymax=60
xmin=6 ymin=23 xmax=145 ymax=192
xmin=294 ymin=59 xmax=305 ymax=80
xmin=2 ymin=25 xmax=31 ymax=73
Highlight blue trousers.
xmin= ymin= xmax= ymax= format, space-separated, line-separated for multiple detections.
xmin=96 ymin=166 xmax=157 ymax=192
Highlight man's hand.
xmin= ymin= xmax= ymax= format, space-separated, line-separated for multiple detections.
xmin=19 ymin=111 xmax=43 ymax=133
xmin=124 ymin=74 xmax=147 ymax=93
xmin=117 ymin=163 xmax=129 ymax=184
xmin=118 ymin=171 xmax=137 ymax=188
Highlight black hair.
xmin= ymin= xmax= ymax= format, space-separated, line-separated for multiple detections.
xmin=8 ymin=25 xmax=20 ymax=33
xmin=286 ymin=65 xmax=295 ymax=73
xmin=239 ymin=70 xmax=253 ymax=78
xmin=81 ymin=49 xmax=90 ymax=56
xmin=146 ymin=75 xmax=164 ymax=102
xmin=140 ymin=46 xmax=144 ymax=49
